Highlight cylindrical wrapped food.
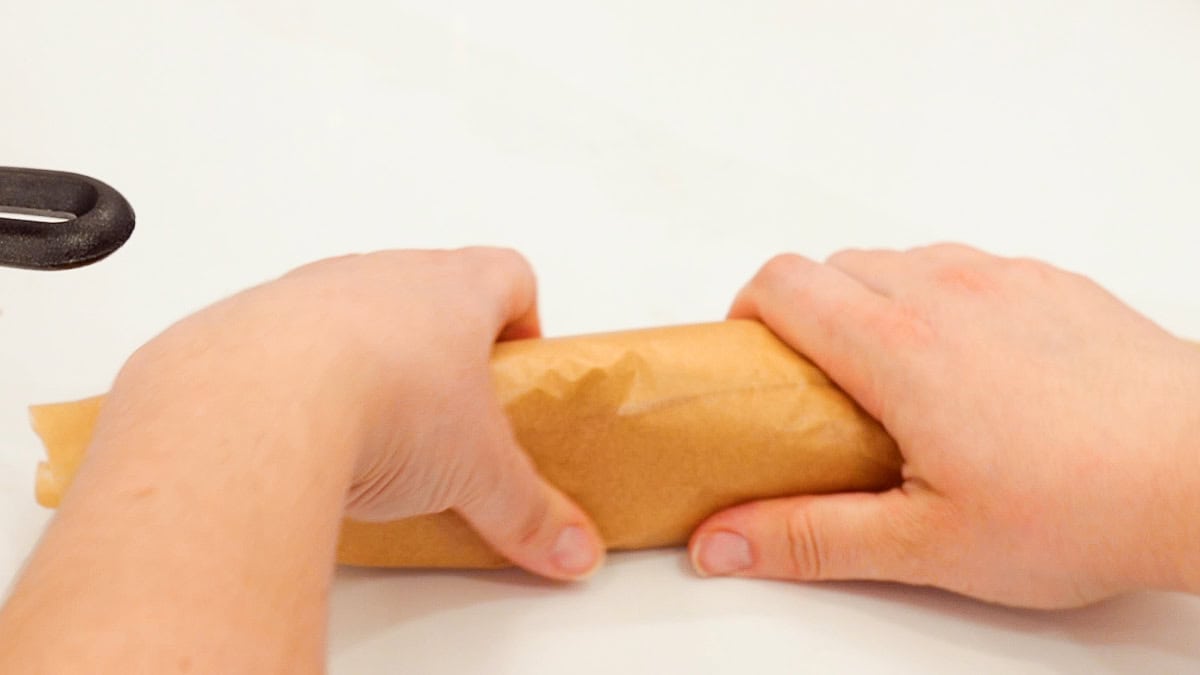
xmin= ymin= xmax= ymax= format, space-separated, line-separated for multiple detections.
xmin=31 ymin=320 xmax=902 ymax=568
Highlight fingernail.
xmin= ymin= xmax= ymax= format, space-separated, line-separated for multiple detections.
xmin=693 ymin=531 xmax=753 ymax=576
xmin=551 ymin=525 xmax=599 ymax=576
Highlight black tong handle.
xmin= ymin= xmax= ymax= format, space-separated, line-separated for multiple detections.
xmin=0 ymin=167 xmax=135 ymax=270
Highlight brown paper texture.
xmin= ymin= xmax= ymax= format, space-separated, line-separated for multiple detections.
xmin=31 ymin=320 xmax=902 ymax=568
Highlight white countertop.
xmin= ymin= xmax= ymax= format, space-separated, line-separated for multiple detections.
xmin=3 ymin=1 xmax=1200 ymax=672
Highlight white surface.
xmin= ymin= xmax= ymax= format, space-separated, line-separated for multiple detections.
xmin=3 ymin=1 xmax=1200 ymax=672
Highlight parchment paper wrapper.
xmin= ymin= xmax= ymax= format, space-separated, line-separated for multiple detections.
xmin=32 ymin=320 xmax=902 ymax=568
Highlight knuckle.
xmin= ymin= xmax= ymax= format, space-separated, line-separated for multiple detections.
xmin=500 ymin=249 xmax=537 ymax=288
xmin=465 ymin=247 xmax=535 ymax=291
xmin=883 ymin=499 xmax=948 ymax=583
xmin=913 ymin=242 xmax=980 ymax=260
xmin=461 ymin=246 xmax=528 ymax=271
xmin=931 ymin=261 xmax=997 ymax=295
xmin=824 ymin=248 xmax=863 ymax=266
xmin=756 ymin=253 xmax=813 ymax=287
xmin=735 ymin=255 xmax=815 ymax=315
xmin=756 ymin=254 xmax=831 ymax=312
xmin=887 ymin=509 xmax=932 ymax=560
xmin=1006 ymin=256 xmax=1056 ymax=283
xmin=785 ymin=507 xmax=827 ymax=580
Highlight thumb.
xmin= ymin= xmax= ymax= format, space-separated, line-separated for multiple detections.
xmin=689 ymin=489 xmax=936 ymax=584
xmin=454 ymin=406 xmax=605 ymax=581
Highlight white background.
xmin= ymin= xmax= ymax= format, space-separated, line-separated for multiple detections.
xmin=4 ymin=1 xmax=1200 ymax=672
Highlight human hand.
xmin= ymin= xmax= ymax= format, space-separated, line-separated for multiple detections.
xmin=102 ymin=247 xmax=604 ymax=580
xmin=688 ymin=244 xmax=1200 ymax=607
xmin=0 ymin=248 xmax=605 ymax=672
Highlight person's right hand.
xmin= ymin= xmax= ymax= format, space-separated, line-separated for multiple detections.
xmin=689 ymin=244 xmax=1200 ymax=608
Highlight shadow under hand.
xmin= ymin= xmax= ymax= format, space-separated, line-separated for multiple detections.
xmin=801 ymin=579 xmax=1200 ymax=671
xmin=330 ymin=550 xmax=1200 ymax=673
xmin=330 ymin=564 xmax=572 ymax=647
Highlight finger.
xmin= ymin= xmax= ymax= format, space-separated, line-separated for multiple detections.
xmin=455 ymin=402 xmax=605 ymax=581
xmin=826 ymin=244 xmax=992 ymax=298
xmin=825 ymin=248 xmax=912 ymax=297
xmin=728 ymin=254 xmax=901 ymax=418
xmin=459 ymin=246 xmax=542 ymax=340
xmin=893 ymin=243 xmax=1012 ymax=299
xmin=906 ymin=242 xmax=988 ymax=264
xmin=689 ymin=488 xmax=938 ymax=585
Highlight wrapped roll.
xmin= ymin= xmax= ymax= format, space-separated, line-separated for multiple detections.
xmin=31 ymin=320 xmax=901 ymax=568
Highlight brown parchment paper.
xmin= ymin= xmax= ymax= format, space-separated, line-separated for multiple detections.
xmin=31 ymin=320 xmax=902 ymax=568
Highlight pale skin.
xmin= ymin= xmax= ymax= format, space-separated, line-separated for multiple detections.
xmin=691 ymin=244 xmax=1200 ymax=606
xmin=0 ymin=248 xmax=605 ymax=673
xmin=1 ymin=244 xmax=1198 ymax=672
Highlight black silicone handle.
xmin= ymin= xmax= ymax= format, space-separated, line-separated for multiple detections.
xmin=0 ymin=167 xmax=136 ymax=270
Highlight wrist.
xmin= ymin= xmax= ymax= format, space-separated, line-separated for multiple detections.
xmin=8 ymin=326 xmax=361 ymax=673
xmin=110 ymin=305 xmax=374 ymax=476
xmin=1138 ymin=405 xmax=1200 ymax=595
